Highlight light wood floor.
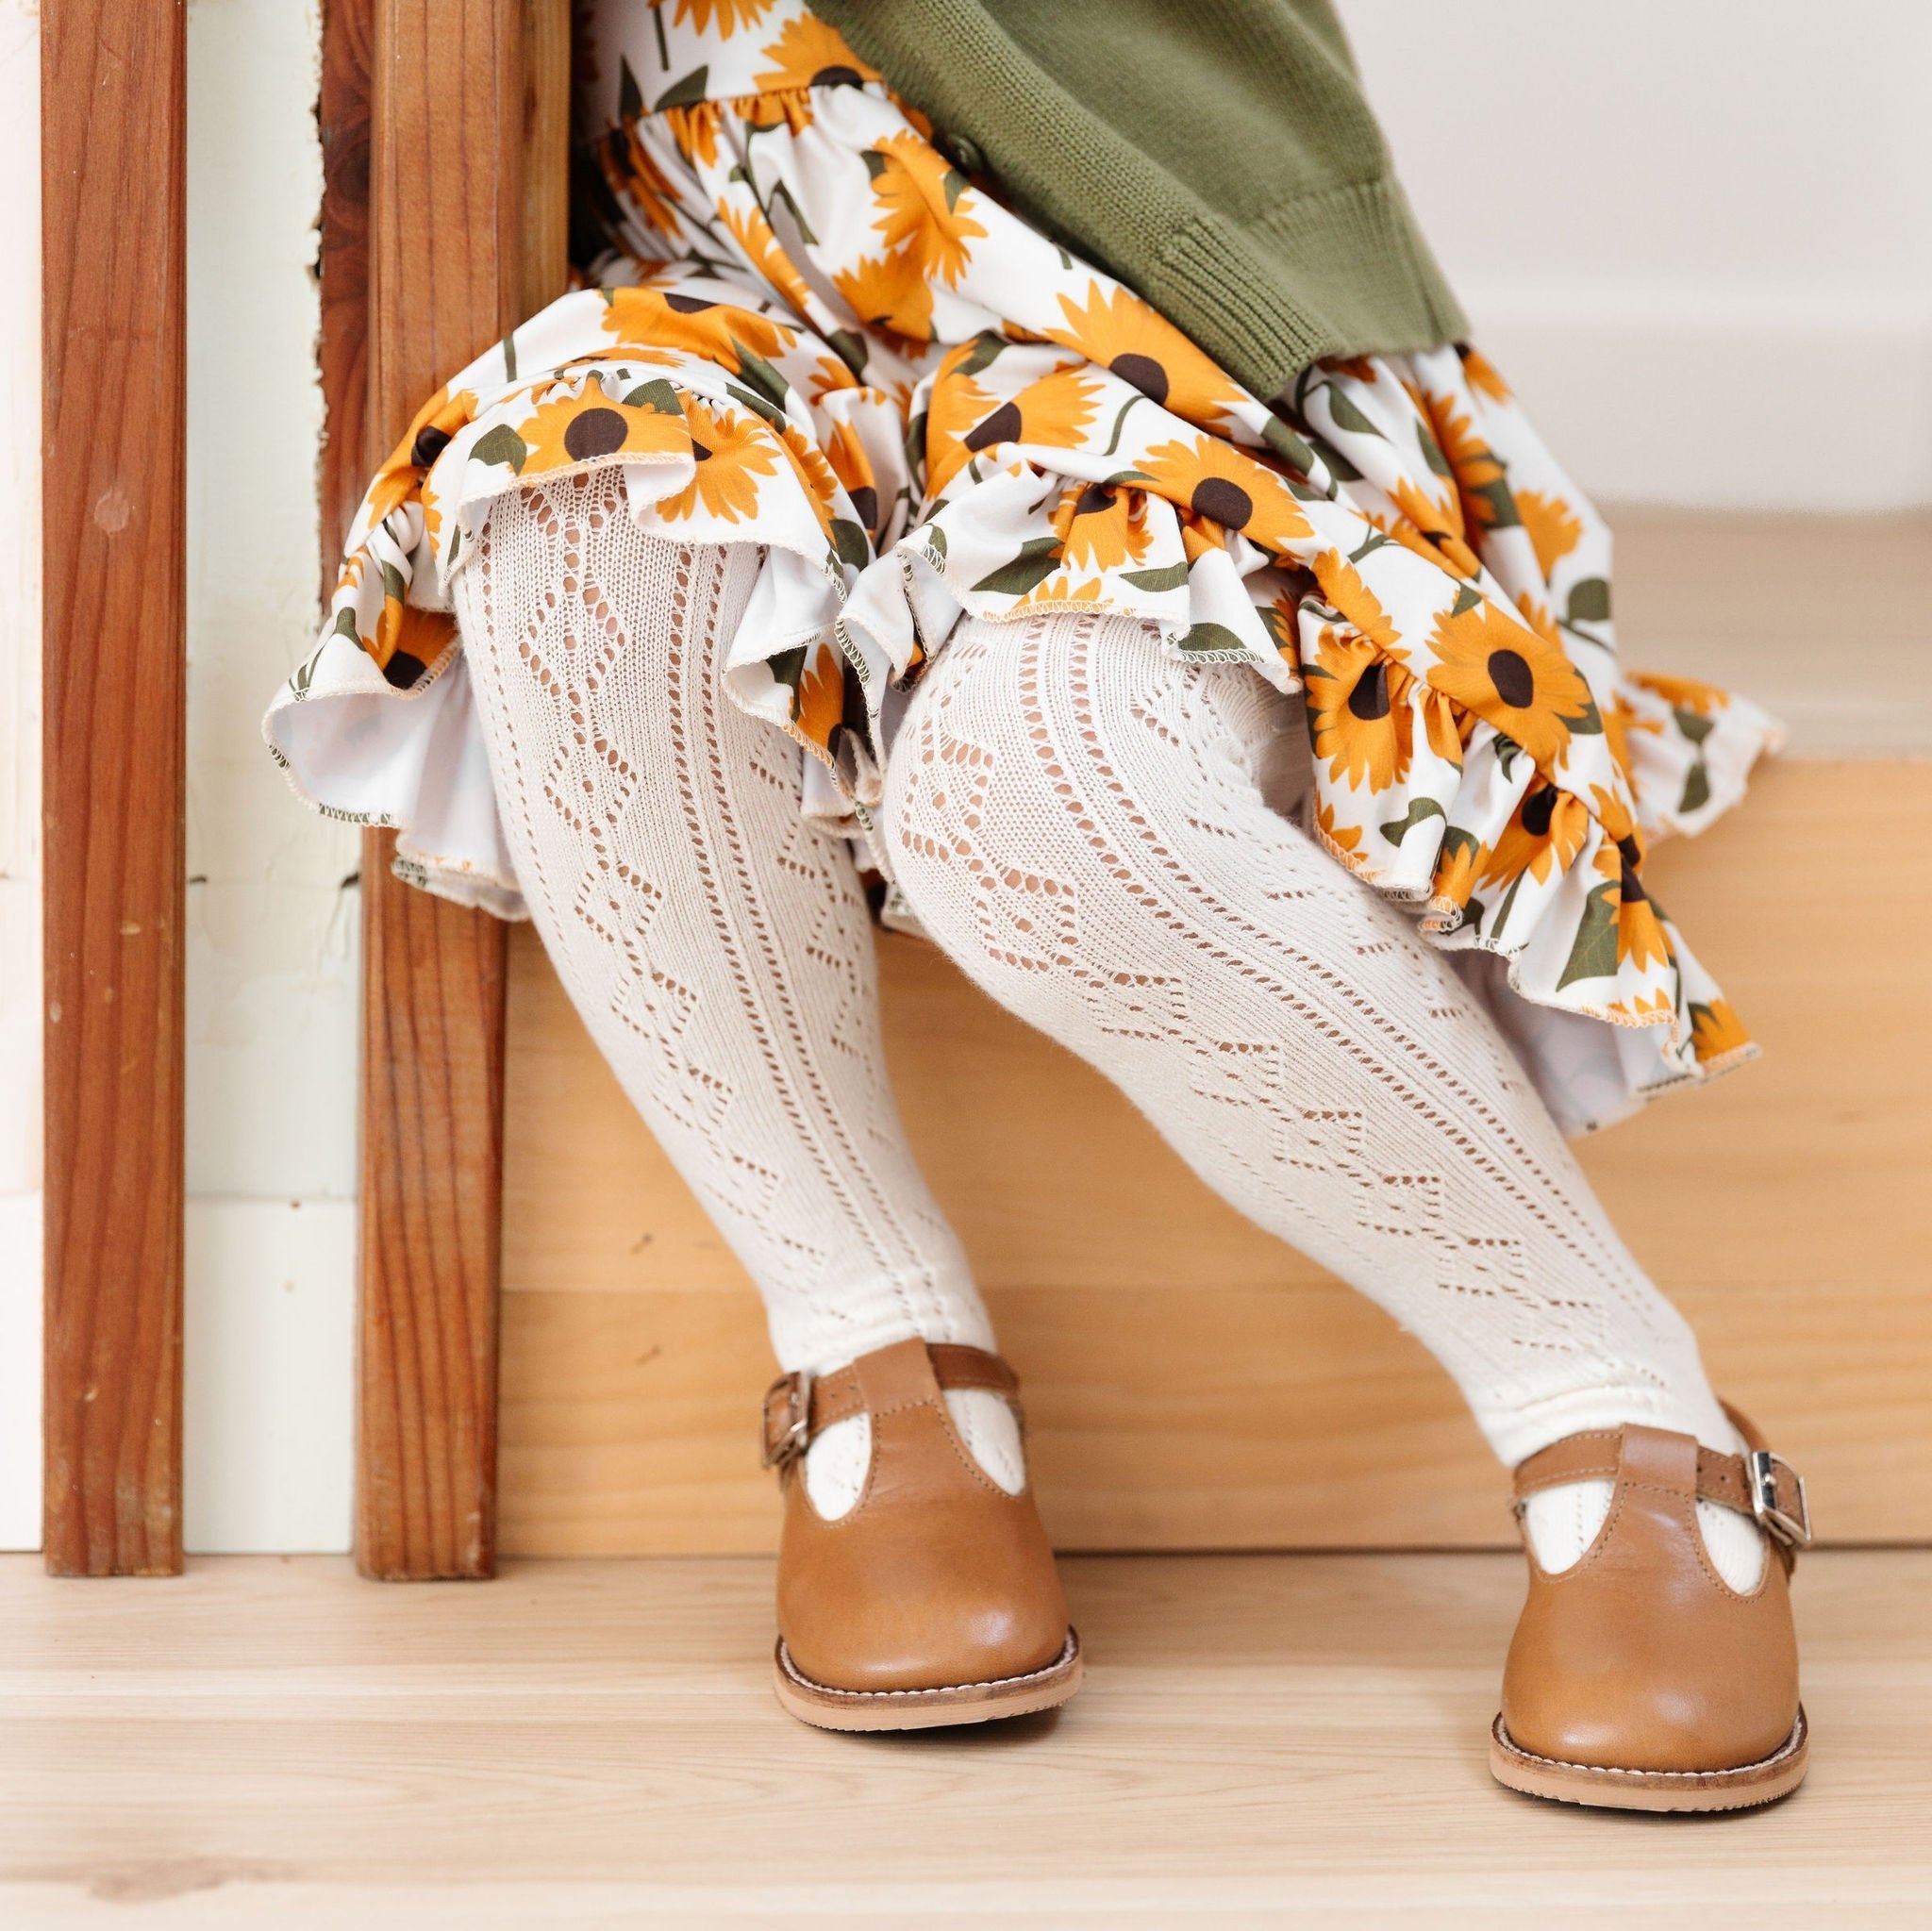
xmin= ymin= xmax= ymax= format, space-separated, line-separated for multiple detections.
xmin=2 ymin=1552 xmax=1927 ymax=1926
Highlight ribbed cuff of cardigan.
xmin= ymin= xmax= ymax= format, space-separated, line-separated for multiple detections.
xmin=1155 ymin=176 xmax=1470 ymax=405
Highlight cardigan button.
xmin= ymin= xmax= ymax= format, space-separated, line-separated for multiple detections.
xmin=945 ymin=133 xmax=985 ymax=176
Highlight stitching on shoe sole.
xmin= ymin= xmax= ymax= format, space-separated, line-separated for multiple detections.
xmin=778 ymin=1631 xmax=1079 ymax=1701
xmin=1491 ymin=1708 xmax=1807 ymax=1780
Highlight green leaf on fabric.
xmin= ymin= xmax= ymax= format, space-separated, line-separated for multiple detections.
xmin=618 ymin=57 xmax=644 ymax=123
xmin=471 ymin=423 xmax=528 ymax=474
xmin=861 ymin=148 xmax=889 ymax=182
xmin=1313 ymin=435 xmax=1361 ymax=481
xmin=1379 ymin=796 xmax=1447 ymax=845
xmin=924 ymin=524 xmax=947 ymax=563
xmin=1120 ymin=561 xmax=1191 ymax=593
xmin=332 ymin=606 xmax=361 ymax=641
xmin=1103 ymin=467 xmax=1153 ymax=487
xmin=1673 ymin=705 xmax=1715 ymax=746
xmin=1440 ymin=825 xmax=1483 ymax=865
xmin=1174 ymin=622 xmax=1251 ymax=656
xmin=724 ymin=381 xmax=789 ymax=431
xmin=1257 ymin=601 xmax=1295 ymax=654
xmin=1467 ymin=475 xmax=1518 ymax=529
xmin=1556 ymin=881 xmax=1621 ymax=990
xmin=1261 ymin=418 xmax=1318 ymax=474
xmin=1450 ymin=583 xmax=1485 ymax=617
xmin=955 ymin=330 xmax=1008 ymax=377
xmin=655 ymin=66 xmax=710 ymax=111
xmin=829 ymin=519 xmax=872 ymax=571
xmin=622 ymin=378 xmax=684 ymax=416
xmin=1566 ymin=577 xmax=1612 ymax=623
xmin=769 ymin=178 xmax=820 ymax=247
xmin=730 ymin=341 xmax=791 ymax=412
xmin=1678 ymin=760 xmax=1712 ymax=815
xmin=941 ymin=167 xmax=970 ymax=214
xmin=380 ymin=560 xmax=407 ymax=604
xmin=1323 ymin=385 xmax=1384 ymax=440
xmin=1416 ymin=423 xmax=1452 ymax=477
xmin=1566 ymin=691 xmax=1605 ymax=735
xmin=969 ymin=537 xmax=1064 ymax=596
xmin=826 ymin=328 xmax=870 ymax=377
xmin=765 ymin=644 xmax=807 ymax=696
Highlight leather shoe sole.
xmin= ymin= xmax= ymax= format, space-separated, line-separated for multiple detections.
xmin=774 ymin=1630 xmax=1083 ymax=1732
xmin=1489 ymin=1706 xmax=1808 ymax=1812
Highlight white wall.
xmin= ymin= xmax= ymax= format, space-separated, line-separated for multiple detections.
xmin=0 ymin=2 xmax=1926 ymax=1550
xmin=0 ymin=0 xmax=356 ymax=1555
xmin=0 ymin=0 xmax=43 ymax=1549
xmin=1338 ymin=0 xmax=1932 ymax=507
xmin=182 ymin=0 xmax=357 ymax=1552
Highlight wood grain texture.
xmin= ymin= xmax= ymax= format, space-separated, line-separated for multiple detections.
xmin=318 ymin=0 xmax=374 ymax=583
xmin=354 ymin=0 xmax=569 ymax=1579
xmin=0 ymin=1550 xmax=1927 ymax=1922
xmin=39 ymin=0 xmax=187 ymax=1576
xmin=499 ymin=759 xmax=1932 ymax=1554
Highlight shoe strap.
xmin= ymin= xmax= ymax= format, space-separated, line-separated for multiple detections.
xmin=1512 ymin=1424 xmax=1811 ymax=1550
xmin=761 ymin=1342 xmax=1021 ymax=1468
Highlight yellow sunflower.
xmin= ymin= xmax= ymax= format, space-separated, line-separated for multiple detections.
xmin=824 ymin=418 xmax=880 ymax=530
xmin=514 ymin=382 xmax=690 ymax=477
xmin=1309 ymin=550 xmax=1399 ymax=651
xmin=1303 ymin=623 xmax=1414 ymax=791
xmin=922 ymin=346 xmax=998 ymax=496
xmin=663 ymin=102 xmax=723 ymax=170
xmin=776 ymin=420 xmax=841 ymax=535
xmin=1424 ymin=396 xmax=1508 ymax=535
xmin=610 ymin=125 xmax=683 ymax=241
xmin=1388 ymin=474 xmax=1481 ymax=579
xmin=670 ymin=0 xmax=775 ymax=38
xmin=1591 ymin=839 xmax=1674 ymax=973
xmin=1314 ymin=798 xmax=1368 ymax=871
xmin=1432 ymin=831 xmax=1490 ymax=915
xmin=792 ymin=639 xmax=848 ymax=752
xmin=1517 ymin=489 xmax=1584 ymax=581
xmin=1458 ymin=345 xmax=1513 ymax=404
xmin=831 ymin=250 xmax=932 ymax=357
xmin=1628 ymin=670 xmax=1724 ymax=715
xmin=1479 ymin=780 xmax=1590 ymax=888
xmin=754 ymin=12 xmax=878 ymax=90
xmin=958 ymin=365 xmax=1101 ymax=457
xmin=1424 ymin=598 xmax=1595 ymax=767
xmin=1054 ymin=282 xmax=1243 ymax=424
xmin=1690 ymin=998 xmax=1752 ymax=1062
xmin=651 ymin=395 xmax=780 ymax=524
xmin=718 ymin=198 xmax=812 ymax=320
xmin=1051 ymin=481 xmax=1154 ymax=571
xmin=600 ymin=285 xmax=796 ymax=370
xmin=1140 ymin=435 xmax=1312 ymax=552
xmin=867 ymin=131 xmax=988 ymax=288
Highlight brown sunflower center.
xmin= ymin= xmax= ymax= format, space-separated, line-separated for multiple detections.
xmin=1486 ymin=646 xmax=1535 ymax=708
xmin=1191 ymin=475 xmax=1252 ymax=527
xmin=563 ymin=408 xmax=629 ymax=461
xmin=1109 ymin=352 xmax=1169 ymax=405
xmin=1346 ymin=662 xmax=1391 ymax=721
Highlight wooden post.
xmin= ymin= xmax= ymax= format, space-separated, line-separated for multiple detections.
xmin=352 ymin=0 xmax=568 ymax=1579
xmin=40 ymin=0 xmax=189 ymax=1575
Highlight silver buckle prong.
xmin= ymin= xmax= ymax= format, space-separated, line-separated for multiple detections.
xmin=761 ymin=1368 xmax=814 ymax=1471
xmin=1746 ymin=1449 xmax=1812 ymax=1548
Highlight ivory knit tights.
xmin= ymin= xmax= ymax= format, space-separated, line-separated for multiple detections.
xmin=454 ymin=475 xmax=1023 ymax=1513
xmin=879 ymin=609 xmax=1761 ymax=1587
xmin=458 ymin=476 xmax=1758 ymax=1581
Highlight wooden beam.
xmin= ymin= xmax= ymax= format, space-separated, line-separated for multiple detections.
xmin=352 ymin=0 xmax=568 ymax=1579
xmin=39 ymin=0 xmax=188 ymax=1574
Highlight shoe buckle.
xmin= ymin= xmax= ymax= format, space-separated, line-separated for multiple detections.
xmin=761 ymin=1369 xmax=814 ymax=1471
xmin=1746 ymin=1449 xmax=1812 ymax=1548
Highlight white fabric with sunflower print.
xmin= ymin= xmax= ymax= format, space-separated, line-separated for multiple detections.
xmin=264 ymin=0 xmax=1780 ymax=1123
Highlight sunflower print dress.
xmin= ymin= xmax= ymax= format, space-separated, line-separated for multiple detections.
xmin=263 ymin=0 xmax=1781 ymax=1128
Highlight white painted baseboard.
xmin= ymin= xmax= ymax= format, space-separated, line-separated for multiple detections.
xmin=1462 ymin=286 xmax=1932 ymax=511
xmin=0 ymin=1194 xmax=42 ymax=1550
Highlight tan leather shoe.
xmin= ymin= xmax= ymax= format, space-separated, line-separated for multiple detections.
xmin=1491 ymin=1404 xmax=1810 ymax=1811
xmin=761 ymin=1337 xmax=1082 ymax=1731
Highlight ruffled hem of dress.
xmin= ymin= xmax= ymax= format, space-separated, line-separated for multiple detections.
xmin=829 ymin=453 xmax=1786 ymax=1121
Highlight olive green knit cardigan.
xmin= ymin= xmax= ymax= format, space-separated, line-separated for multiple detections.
xmin=809 ymin=0 xmax=1467 ymax=403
